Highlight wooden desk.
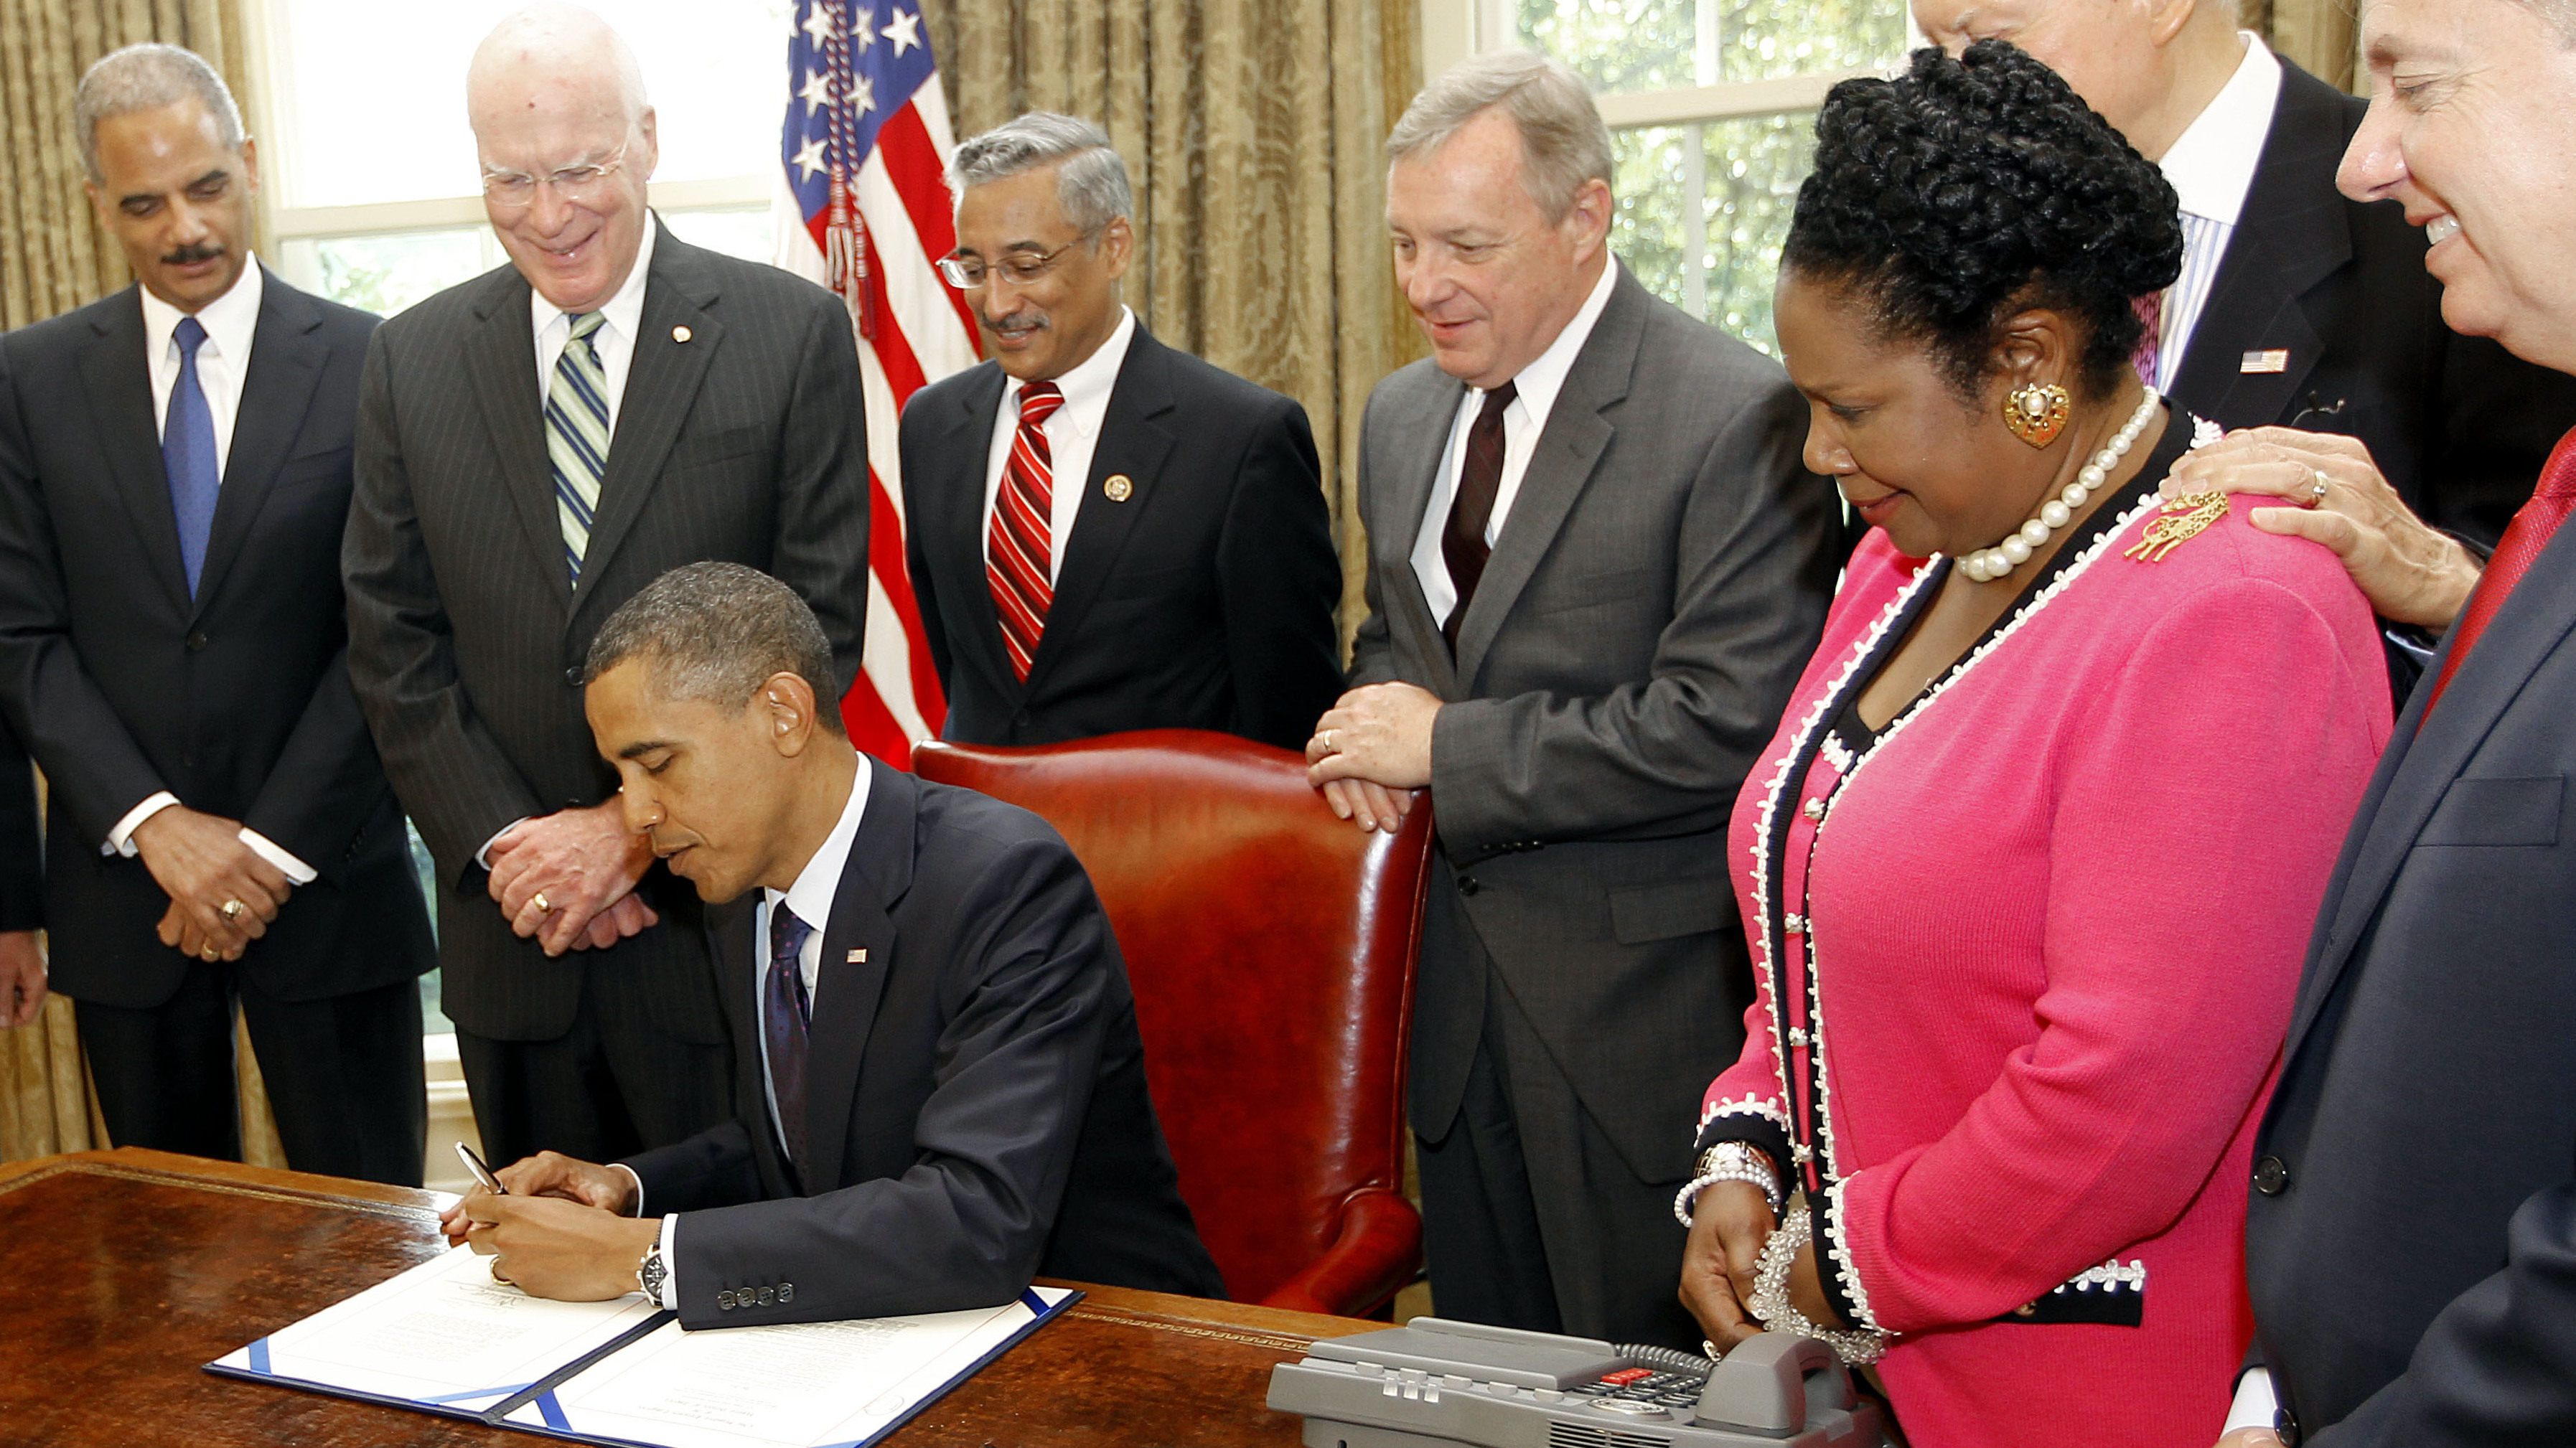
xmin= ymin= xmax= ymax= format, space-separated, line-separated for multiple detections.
xmin=0 ymin=1148 xmax=1359 ymax=1447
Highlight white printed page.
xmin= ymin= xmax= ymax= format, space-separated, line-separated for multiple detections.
xmin=500 ymin=1287 xmax=1074 ymax=1448
xmin=211 ymin=1243 xmax=668 ymax=1414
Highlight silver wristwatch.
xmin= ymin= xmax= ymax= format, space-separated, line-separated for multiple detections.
xmin=637 ymin=1241 xmax=670 ymax=1308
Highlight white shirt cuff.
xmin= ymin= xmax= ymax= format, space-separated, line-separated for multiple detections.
xmin=105 ymin=792 xmax=180 ymax=856
xmin=2222 ymin=1367 xmax=2279 ymax=1434
xmin=657 ymin=1212 xmax=680 ymax=1311
xmin=239 ymin=828 xmax=319 ymax=885
xmin=476 ymin=817 xmax=531 ymax=871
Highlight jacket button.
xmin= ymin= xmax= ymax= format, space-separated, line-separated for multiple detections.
xmin=564 ymin=666 xmax=584 ymax=687
xmin=1456 ymin=875 xmax=1481 ymax=896
xmin=777 ymin=1282 xmax=795 ymax=1303
xmin=2253 ymin=1155 xmax=2290 ymax=1195
xmin=185 ymin=631 xmax=209 ymax=652
xmin=757 ymin=1286 xmax=776 ymax=1306
xmin=1802 ymin=798 xmax=1827 ymax=822
xmin=1012 ymin=710 xmax=1031 ymax=728
xmin=2275 ymin=1407 xmax=2303 ymax=1446
xmin=716 ymin=1290 xmax=736 ymax=1310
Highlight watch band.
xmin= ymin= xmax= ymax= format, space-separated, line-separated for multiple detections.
xmin=637 ymin=1241 xmax=670 ymax=1309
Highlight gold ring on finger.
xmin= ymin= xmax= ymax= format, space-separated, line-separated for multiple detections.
xmin=201 ymin=944 xmax=219 ymax=961
xmin=491 ymin=1258 xmax=512 ymax=1285
xmin=532 ymin=892 xmax=553 ymax=915
xmin=1321 ymin=729 xmax=1340 ymax=756
xmin=221 ymin=898 xmax=245 ymax=921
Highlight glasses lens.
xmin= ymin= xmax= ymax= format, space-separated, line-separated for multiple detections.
xmin=936 ymin=258 xmax=980 ymax=288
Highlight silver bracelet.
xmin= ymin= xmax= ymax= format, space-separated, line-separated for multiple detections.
xmin=1673 ymin=1142 xmax=1782 ymax=1226
xmin=1745 ymin=1204 xmax=1886 ymax=1366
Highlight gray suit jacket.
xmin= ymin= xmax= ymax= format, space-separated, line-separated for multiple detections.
xmin=345 ymin=221 xmax=870 ymax=1048
xmin=1349 ymin=263 xmax=1840 ymax=1179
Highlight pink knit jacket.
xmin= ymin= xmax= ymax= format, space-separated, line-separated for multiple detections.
xmin=1700 ymin=487 xmax=2388 ymax=1447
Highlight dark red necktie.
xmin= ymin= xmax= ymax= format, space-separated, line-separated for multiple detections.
xmin=2420 ymin=425 xmax=2576 ymax=723
xmin=1441 ymin=381 xmax=1517 ymax=654
xmin=988 ymin=381 xmax=1064 ymax=682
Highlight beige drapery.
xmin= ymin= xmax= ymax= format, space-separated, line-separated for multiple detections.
xmin=0 ymin=0 xmax=284 ymax=1168
xmin=2252 ymin=0 xmax=2360 ymax=93
xmin=924 ymin=0 xmax=1425 ymax=639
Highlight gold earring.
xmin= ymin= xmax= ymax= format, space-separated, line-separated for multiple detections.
xmin=2003 ymin=382 xmax=2071 ymax=449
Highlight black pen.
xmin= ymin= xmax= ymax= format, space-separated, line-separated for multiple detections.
xmin=454 ymin=1142 xmax=507 ymax=1195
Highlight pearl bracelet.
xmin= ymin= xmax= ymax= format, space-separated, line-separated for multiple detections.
xmin=1746 ymin=1204 xmax=1886 ymax=1366
xmin=1673 ymin=1143 xmax=1783 ymax=1226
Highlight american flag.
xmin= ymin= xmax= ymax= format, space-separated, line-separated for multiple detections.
xmin=773 ymin=0 xmax=980 ymax=763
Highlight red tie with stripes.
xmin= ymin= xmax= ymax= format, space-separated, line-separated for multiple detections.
xmin=2421 ymin=425 xmax=2576 ymax=723
xmin=988 ymin=380 xmax=1065 ymax=682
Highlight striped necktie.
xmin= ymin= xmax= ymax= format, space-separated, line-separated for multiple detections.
xmin=988 ymin=381 xmax=1064 ymax=682
xmin=547 ymin=311 xmax=612 ymax=583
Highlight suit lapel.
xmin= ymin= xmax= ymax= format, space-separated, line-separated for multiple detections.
xmin=78 ymin=291 xmax=192 ymax=614
xmin=1025 ymin=326 xmax=1176 ymax=694
xmin=2168 ymin=65 xmax=2351 ymax=425
xmin=932 ymin=363 xmax=1018 ymax=699
xmin=194 ymin=269 xmax=327 ymax=618
xmin=1380 ymin=367 xmax=1466 ymax=698
xmin=1451 ymin=268 xmax=1639 ymax=685
xmin=800 ymin=761 xmax=912 ymax=1192
xmin=2285 ymin=527 xmax=2576 ymax=1058
xmin=461 ymin=268 xmax=571 ymax=610
xmin=576 ymin=222 xmax=721 ymax=609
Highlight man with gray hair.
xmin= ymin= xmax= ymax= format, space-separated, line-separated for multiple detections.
xmin=0 ymin=42 xmax=435 ymax=1180
xmin=345 ymin=4 xmax=871 ymax=1170
xmin=898 ymin=111 xmax=1340 ymax=749
xmin=441 ymin=561 xmax=1222 ymax=1322
xmin=1307 ymin=50 xmax=1840 ymax=1347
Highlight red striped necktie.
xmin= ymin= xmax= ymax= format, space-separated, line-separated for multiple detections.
xmin=988 ymin=380 xmax=1065 ymax=682
xmin=2421 ymin=425 xmax=2576 ymax=723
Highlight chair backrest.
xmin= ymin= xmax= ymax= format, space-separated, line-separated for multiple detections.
xmin=914 ymin=728 xmax=1432 ymax=1307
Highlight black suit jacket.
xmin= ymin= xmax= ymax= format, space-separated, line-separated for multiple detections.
xmin=898 ymin=324 xmax=1341 ymax=749
xmin=345 ymin=222 xmax=870 ymax=1045
xmin=0 ymin=723 xmax=38 ymax=935
xmin=2170 ymin=61 xmax=2576 ymax=546
xmin=622 ymin=761 xmax=1223 ymax=1327
xmin=0 ymin=271 xmax=432 ymax=1007
xmin=2246 ymin=517 xmax=2576 ymax=1442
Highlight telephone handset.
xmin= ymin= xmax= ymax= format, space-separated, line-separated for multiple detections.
xmin=1267 ymin=1317 xmax=1886 ymax=1447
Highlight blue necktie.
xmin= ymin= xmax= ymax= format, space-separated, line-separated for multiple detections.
xmin=164 ymin=316 xmax=220 ymax=596
xmin=764 ymin=903 xmax=815 ymax=1189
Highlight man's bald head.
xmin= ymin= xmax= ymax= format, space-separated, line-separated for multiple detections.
xmin=467 ymin=3 xmax=659 ymax=314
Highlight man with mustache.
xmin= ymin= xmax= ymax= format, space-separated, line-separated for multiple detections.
xmin=0 ymin=44 xmax=434 ymax=1180
xmin=345 ymin=4 xmax=870 ymax=1169
xmin=898 ymin=113 xmax=1341 ymax=749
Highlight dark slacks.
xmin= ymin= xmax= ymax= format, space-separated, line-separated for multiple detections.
xmin=455 ymin=948 xmax=732 ymax=1168
xmin=77 ymin=961 xmax=428 ymax=1186
xmin=1413 ymin=957 xmax=1702 ymax=1350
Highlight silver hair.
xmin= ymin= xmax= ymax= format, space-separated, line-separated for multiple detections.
xmin=949 ymin=111 xmax=1133 ymax=235
xmin=584 ymin=562 xmax=846 ymax=735
xmin=75 ymin=44 xmax=245 ymax=186
xmin=1387 ymin=50 xmax=1612 ymax=220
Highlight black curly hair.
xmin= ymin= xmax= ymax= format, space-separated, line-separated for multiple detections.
xmin=1783 ymin=39 xmax=2184 ymax=403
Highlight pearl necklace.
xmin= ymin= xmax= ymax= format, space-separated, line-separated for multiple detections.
xmin=1959 ymin=387 xmax=2162 ymax=583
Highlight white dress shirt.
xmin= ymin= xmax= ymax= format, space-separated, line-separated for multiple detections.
xmin=1411 ymin=257 xmax=1619 ymax=629
xmin=980 ymin=306 xmax=1138 ymax=585
xmin=2148 ymin=33 xmax=2284 ymax=391
xmin=625 ymin=761 xmax=874 ymax=1307
xmin=106 ymin=260 xmax=314 ymax=883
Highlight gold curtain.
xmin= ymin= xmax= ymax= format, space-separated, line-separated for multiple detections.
xmin=0 ymin=0 xmax=281 ymax=1168
xmin=924 ymin=0 xmax=1425 ymax=641
xmin=2249 ymin=0 xmax=2359 ymax=93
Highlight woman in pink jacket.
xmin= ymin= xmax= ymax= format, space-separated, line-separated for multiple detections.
xmin=1675 ymin=42 xmax=2389 ymax=1448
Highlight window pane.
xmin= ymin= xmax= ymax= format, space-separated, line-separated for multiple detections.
xmin=1516 ymin=0 xmax=1903 ymax=94
xmin=658 ymin=206 xmax=777 ymax=263
xmin=277 ymin=227 xmax=494 ymax=318
xmin=1610 ymin=114 xmax=1815 ymax=356
xmin=270 ymin=0 xmax=793 ymax=210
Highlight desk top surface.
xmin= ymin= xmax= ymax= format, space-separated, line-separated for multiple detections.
xmin=0 ymin=1148 xmax=1358 ymax=1448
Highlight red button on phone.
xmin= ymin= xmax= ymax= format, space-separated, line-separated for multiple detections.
xmin=1599 ymin=1368 xmax=1652 ymax=1386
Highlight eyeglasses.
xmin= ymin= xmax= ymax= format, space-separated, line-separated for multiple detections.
xmin=482 ymin=142 xmax=630 ymax=212
xmin=935 ymin=234 xmax=1096 ymax=290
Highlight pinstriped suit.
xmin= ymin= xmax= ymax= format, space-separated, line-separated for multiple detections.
xmin=345 ymin=220 xmax=871 ymax=1164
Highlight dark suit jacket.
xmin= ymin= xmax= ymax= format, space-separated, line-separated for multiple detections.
xmin=0 ymin=271 xmax=431 ymax=1007
xmin=622 ymin=761 xmax=1223 ymax=1327
xmin=0 ymin=722 xmax=41 ymax=934
xmin=345 ymin=221 xmax=871 ymax=1048
xmin=2246 ymin=515 xmax=2576 ymax=1442
xmin=2170 ymin=61 xmax=2576 ymax=547
xmin=1347 ymin=264 xmax=1840 ymax=1182
xmin=898 ymin=324 xmax=1342 ymax=749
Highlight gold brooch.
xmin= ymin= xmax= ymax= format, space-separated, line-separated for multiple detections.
xmin=2125 ymin=490 xmax=2226 ymax=563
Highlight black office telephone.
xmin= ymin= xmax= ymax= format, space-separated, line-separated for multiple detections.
xmin=1267 ymin=1317 xmax=1886 ymax=1447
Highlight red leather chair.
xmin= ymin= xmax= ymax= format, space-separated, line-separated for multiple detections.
xmin=914 ymin=728 xmax=1432 ymax=1316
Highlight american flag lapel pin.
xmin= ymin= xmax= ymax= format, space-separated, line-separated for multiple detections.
xmin=846 ymin=948 xmax=868 ymax=964
xmin=2240 ymin=349 xmax=2290 ymax=374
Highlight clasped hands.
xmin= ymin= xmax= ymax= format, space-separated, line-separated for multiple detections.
xmin=440 ymin=1150 xmax=662 ymax=1301
xmin=1306 ymin=682 xmax=1441 ymax=832
xmin=134 ymin=805 xmax=291 ymax=963
xmin=1675 ymin=1180 xmax=1840 ymax=1353
xmin=487 ymin=799 xmax=659 ymax=956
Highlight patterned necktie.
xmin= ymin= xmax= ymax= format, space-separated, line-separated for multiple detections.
xmin=547 ymin=311 xmax=612 ymax=584
xmin=763 ymin=903 xmax=816 ymax=1189
xmin=2131 ymin=291 xmax=2163 ymax=388
xmin=988 ymin=380 xmax=1065 ymax=682
xmin=1441 ymin=381 xmax=1517 ymax=654
xmin=164 ymin=316 xmax=220 ymax=596
xmin=2420 ymin=425 xmax=2576 ymax=723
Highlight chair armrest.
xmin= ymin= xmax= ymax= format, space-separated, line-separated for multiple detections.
xmin=1257 ymin=1188 xmax=1423 ymax=1318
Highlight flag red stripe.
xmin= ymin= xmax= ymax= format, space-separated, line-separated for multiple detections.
xmin=877 ymin=105 xmax=982 ymax=347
